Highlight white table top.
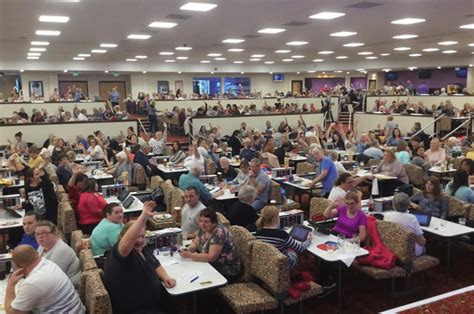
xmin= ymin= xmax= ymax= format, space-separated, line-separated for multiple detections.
xmin=429 ymin=167 xmax=457 ymax=174
xmin=334 ymin=150 xmax=359 ymax=156
xmin=0 ymin=209 xmax=25 ymax=230
xmin=105 ymin=195 xmax=144 ymax=213
xmin=381 ymin=285 xmax=474 ymax=314
xmin=280 ymin=177 xmax=322 ymax=190
xmin=85 ymin=171 xmax=114 ymax=180
xmin=0 ymin=180 xmax=25 ymax=189
xmin=289 ymin=155 xmax=307 ymax=162
xmin=155 ymin=253 xmax=227 ymax=295
xmin=157 ymin=164 xmax=189 ymax=174
xmin=215 ymin=189 xmax=238 ymax=201
xmin=355 ymin=170 xmax=397 ymax=180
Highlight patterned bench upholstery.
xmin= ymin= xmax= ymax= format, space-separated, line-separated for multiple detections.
xmin=229 ymin=226 xmax=256 ymax=282
xmin=79 ymin=249 xmax=99 ymax=301
xmin=150 ymin=175 xmax=164 ymax=190
xmin=295 ymin=162 xmax=315 ymax=175
xmin=268 ymin=180 xmax=301 ymax=211
xmin=447 ymin=195 xmax=469 ymax=217
xmin=58 ymin=201 xmax=77 ymax=237
xmin=310 ymin=197 xmax=331 ymax=218
xmin=84 ymin=270 xmax=113 ymax=314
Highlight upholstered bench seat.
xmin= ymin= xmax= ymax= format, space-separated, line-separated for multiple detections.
xmin=411 ymin=255 xmax=440 ymax=273
xmin=284 ymin=281 xmax=324 ymax=305
xmin=218 ymin=282 xmax=279 ymax=313
xmin=353 ymin=263 xmax=406 ymax=280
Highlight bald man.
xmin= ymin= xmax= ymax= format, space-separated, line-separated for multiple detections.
xmin=5 ymin=245 xmax=84 ymax=314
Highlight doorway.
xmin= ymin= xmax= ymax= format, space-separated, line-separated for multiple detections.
xmin=99 ymin=81 xmax=127 ymax=109
xmin=291 ymin=80 xmax=303 ymax=95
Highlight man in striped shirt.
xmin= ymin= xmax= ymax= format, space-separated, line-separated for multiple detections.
xmin=5 ymin=245 xmax=85 ymax=314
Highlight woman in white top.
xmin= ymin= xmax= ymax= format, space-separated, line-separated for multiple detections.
xmin=85 ymin=137 xmax=105 ymax=160
xmin=327 ymin=173 xmax=364 ymax=203
xmin=424 ymin=138 xmax=446 ymax=166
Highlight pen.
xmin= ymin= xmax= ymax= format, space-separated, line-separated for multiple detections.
xmin=190 ymin=276 xmax=199 ymax=283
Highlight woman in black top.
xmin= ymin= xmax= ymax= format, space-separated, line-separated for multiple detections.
xmin=24 ymin=168 xmax=58 ymax=224
xmin=51 ymin=138 xmax=67 ymax=166
xmin=227 ymin=130 xmax=242 ymax=156
xmin=228 ymin=185 xmax=258 ymax=231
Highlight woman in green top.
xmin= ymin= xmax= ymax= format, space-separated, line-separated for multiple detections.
xmin=91 ymin=202 xmax=124 ymax=256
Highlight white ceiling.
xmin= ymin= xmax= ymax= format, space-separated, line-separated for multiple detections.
xmin=1 ymin=0 xmax=474 ymax=72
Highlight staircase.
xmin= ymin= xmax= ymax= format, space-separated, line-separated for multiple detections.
xmin=337 ymin=111 xmax=354 ymax=127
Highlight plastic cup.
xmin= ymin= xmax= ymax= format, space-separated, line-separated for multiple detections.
xmin=459 ymin=217 xmax=466 ymax=225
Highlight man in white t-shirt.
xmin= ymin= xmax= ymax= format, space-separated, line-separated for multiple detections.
xmin=384 ymin=193 xmax=426 ymax=256
xmin=181 ymin=186 xmax=206 ymax=238
xmin=5 ymin=245 xmax=85 ymax=313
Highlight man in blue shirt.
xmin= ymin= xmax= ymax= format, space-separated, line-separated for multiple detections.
xmin=179 ymin=164 xmax=223 ymax=204
xmin=17 ymin=212 xmax=40 ymax=249
xmin=109 ymin=87 xmax=121 ymax=106
xmin=310 ymin=148 xmax=337 ymax=197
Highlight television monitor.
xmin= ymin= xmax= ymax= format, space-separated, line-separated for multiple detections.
xmin=272 ymin=73 xmax=285 ymax=82
xmin=385 ymin=72 xmax=397 ymax=81
xmin=455 ymin=67 xmax=467 ymax=78
xmin=418 ymin=70 xmax=431 ymax=79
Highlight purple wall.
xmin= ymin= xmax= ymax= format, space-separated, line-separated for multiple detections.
xmin=386 ymin=68 xmax=466 ymax=89
xmin=310 ymin=78 xmax=346 ymax=92
xmin=350 ymin=77 xmax=367 ymax=90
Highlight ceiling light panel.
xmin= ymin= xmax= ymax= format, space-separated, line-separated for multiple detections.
xmin=176 ymin=56 xmax=189 ymax=59
xmin=357 ymin=51 xmax=373 ymax=55
xmin=222 ymin=39 xmax=245 ymax=43
xmin=393 ymin=47 xmax=411 ymax=51
xmin=148 ymin=21 xmax=178 ymax=28
xmin=91 ymin=49 xmax=107 ymax=53
xmin=228 ymin=48 xmax=244 ymax=52
xmin=175 ymin=46 xmax=192 ymax=50
xmin=30 ymin=47 xmax=46 ymax=52
xmin=127 ymin=34 xmax=151 ymax=39
xmin=309 ymin=11 xmax=345 ymax=20
xmin=391 ymin=18 xmax=425 ymax=25
xmin=330 ymin=31 xmax=357 ymax=37
xmin=251 ymin=54 xmax=265 ymax=58
xmin=318 ymin=50 xmax=334 ymax=54
xmin=100 ymin=43 xmax=117 ymax=48
xmin=460 ymin=24 xmax=474 ymax=29
xmin=126 ymin=58 xmax=137 ymax=62
xmin=438 ymin=41 xmax=458 ymax=45
xmin=343 ymin=42 xmax=364 ymax=47
xmin=77 ymin=53 xmax=91 ymax=57
xmin=275 ymin=50 xmax=291 ymax=53
xmin=180 ymin=2 xmax=218 ymax=12
xmin=28 ymin=52 xmax=41 ymax=56
xmin=160 ymin=51 xmax=174 ymax=55
xmin=207 ymin=53 xmax=222 ymax=57
xmin=31 ymin=41 xmax=49 ymax=46
xmin=135 ymin=55 xmax=148 ymax=59
xmin=313 ymin=59 xmax=324 ymax=62
xmin=286 ymin=41 xmax=308 ymax=45
xmin=214 ymin=57 xmax=226 ymax=60
xmin=422 ymin=48 xmax=439 ymax=52
xmin=39 ymin=15 xmax=70 ymax=23
xmin=258 ymin=28 xmax=286 ymax=34
xmin=36 ymin=30 xmax=61 ymax=36
xmin=393 ymin=34 xmax=418 ymax=39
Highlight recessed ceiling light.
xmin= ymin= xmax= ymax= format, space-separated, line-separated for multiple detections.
xmin=36 ymin=30 xmax=61 ymax=36
xmin=176 ymin=56 xmax=189 ymax=60
xmin=39 ymin=15 xmax=69 ymax=23
xmin=63 ymin=69 xmax=68 ymax=72
xmin=437 ymin=66 xmax=442 ymax=69
xmin=104 ymin=70 xmax=109 ymax=73
xmin=296 ymin=72 xmax=300 ymax=74
xmin=286 ymin=41 xmax=308 ymax=46
xmin=442 ymin=50 xmax=457 ymax=54
xmin=135 ymin=55 xmax=147 ymax=59
xmin=391 ymin=18 xmax=426 ymax=25
xmin=409 ymin=53 xmax=422 ymax=57
xmin=249 ymin=58 xmax=261 ymax=61
xmin=258 ymin=28 xmax=286 ymax=34
xmin=73 ymin=57 xmax=85 ymax=60
xmin=275 ymin=50 xmax=291 ymax=53
xmin=228 ymin=48 xmax=244 ymax=52
xmin=422 ymin=48 xmax=439 ymax=52
xmin=393 ymin=34 xmax=418 ymax=39
xmin=382 ymin=69 xmax=392 ymax=72
xmin=307 ymin=70 xmax=316 ymax=73
xmin=460 ymin=23 xmax=474 ymax=29
xmin=210 ymin=71 xmax=214 ymax=74
xmin=142 ymin=71 xmax=147 ymax=73
xmin=269 ymin=72 xmax=273 ymax=74
xmin=380 ymin=53 xmax=390 ymax=56
xmin=180 ymin=2 xmax=218 ymax=12
xmin=313 ymin=59 xmax=324 ymax=62
xmin=20 ymin=69 xmax=24 ymax=72
xmin=335 ymin=55 xmax=348 ymax=59
xmin=264 ymin=61 xmax=275 ymax=64
xmin=240 ymin=72 xmax=245 ymax=74
xmin=200 ymin=60 xmax=211 ymax=63
xmin=356 ymin=68 xmax=365 ymax=71
xmin=214 ymin=57 xmax=226 ymax=60
xmin=334 ymin=70 xmax=343 ymax=73
xmin=234 ymin=61 xmax=244 ymax=64
xmin=408 ymin=67 xmax=417 ymax=70
xmin=78 ymin=53 xmax=91 ymax=57
xmin=91 ymin=49 xmax=107 ymax=53
xmin=251 ymin=54 xmax=265 ymax=58
xmin=31 ymin=41 xmax=49 ymax=46
xmin=207 ymin=53 xmax=222 ymax=57
xmin=178 ymin=71 xmax=182 ymax=74
xmin=126 ymin=58 xmax=137 ymax=62
xmin=100 ymin=43 xmax=117 ymax=48
xmin=318 ymin=50 xmax=334 ymax=54
xmin=30 ymin=47 xmax=46 ymax=52
xmin=127 ymin=34 xmax=151 ymax=40
xmin=27 ymin=56 xmax=40 ymax=60
xmin=309 ymin=11 xmax=345 ymax=20
xmin=357 ymin=51 xmax=373 ymax=55
xmin=291 ymin=55 xmax=305 ymax=58
xmin=366 ymin=56 xmax=378 ymax=59
xmin=222 ymin=38 xmax=245 ymax=43
xmin=330 ymin=31 xmax=357 ymax=37
xmin=343 ymin=42 xmax=364 ymax=47
xmin=165 ymin=59 xmax=176 ymax=62
xmin=346 ymin=72 xmax=350 ymax=74
xmin=159 ymin=51 xmax=174 ymax=55
xmin=148 ymin=21 xmax=178 ymax=28
xmin=468 ymin=43 xmax=474 ymax=47
xmin=282 ymin=58 xmax=293 ymax=62
xmin=175 ymin=46 xmax=192 ymax=50
xmin=393 ymin=47 xmax=411 ymax=51
xmin=27 ymin=52 xmax=41 ymax=56
xmin=438 ymin=41 xmax=457 ymax=45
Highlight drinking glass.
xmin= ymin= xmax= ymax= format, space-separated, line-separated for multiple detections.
xmin=458 ymin=217 xmax=466 ymax=225
xmin=351 ymin=236 xmax=360 ymax=253
xmin=337 ymin=234 xmax=346 ymax=252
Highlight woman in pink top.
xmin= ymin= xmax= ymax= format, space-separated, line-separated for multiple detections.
xmin=424 ymin=138 xmax=446 ymax=166
xmin=323 ymin=192 xmax=367 ymax=241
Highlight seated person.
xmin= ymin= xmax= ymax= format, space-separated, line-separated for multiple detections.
xmin=228 ymin=185 xmax=258 ymax=230
xmin=228 ymin=160 xmax=250 ymax=188
xmin=91 ymin=202 xmax=124 ymax=256
xmin=424 ymin=138 xmax=446 ymax=167
xmin=459 ymin=158 xmax=474 ymax=184
xmin=327 ymin=173 xmax=363 ymax=203
xmin=5 ymin=245 xmax=85 ymax=313
xmin=255 ymin=205 xmax=311 ymax=269
xmin=8 ymin=153 xmax=30 ymax=180
xmin=179 ymin=208 xmax=241 ymax=281
xmin=183 ymin=142 xmax=205 ymax=170
xmin=106 ymin=151 xmax=131 ymax=185
xmin=372 ymin=150 xmax=409 ymax=184
xmin=411 ymin=146 xmax=430 ymax=174
xmin=247 ymin=158 xmax=270 ymax=211
xmin=410 ymin=176 xmax=448 ymax=219
xmin=181 ymin=187 xmax=206 ymax=239
xmin=104 ymin=201 xmax=176 ymax=314
xmin=77 ymin=178 xmax=107 ymax=234
xmin=384 ymin=193 xmax=426 ymax=256
xmin=27 ymin=145 xmax=44 ymax=169
xmin=217 ymin=157 xmax=237 ymax=181
xmin=55 ymin=154 xmax=72 ymax=187
xmin=362 ymin=141 xmax=384 ymax=162
xmin=66 ymin=164 xmax=87 ymax=209
xmin=179 ymin=164 xmax=223 ymax=204
xmin=36 ymin=220 xmax=81 ymax=289
xmin=395 ymin=141 xmax=410 ymax=165
xmin=239 ymin=138 xmax=258 ymax=161
xmin=169 ymin=141 xmax=187 ymax=165
xmin=444 ymin=170 xmax=474 ymax=203
xmin=17 ymin=212 xmax=40 ymax=249
xmin=323 ymin=192 xmax=367 ymax=241
xmin=133 ymin=143 xmax=159 ymax=177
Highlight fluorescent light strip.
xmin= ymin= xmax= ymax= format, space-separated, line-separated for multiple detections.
xmin=357 ymin=51 xmax=373 ymax=55
xmin=286 ymin=41 xmax=308 ymax=46
xmin=393 ymin=34 xmax=418 ymax=39
xmin=30 ymin=48 xmax=46 ymax=52
xmin=36 ymin=30 xmax=61 ymax=36
xmin=318 ymin=51 xmax=334 ymax=54
xmin=180 ymin=2 xmax=218 ymax=12
xmin=275 ymin=50 xmax=291 ymax=53
xmin=148 ymin=21 xmax=178 ymax=28
xmin=460 ymin=23 xmax=474 ymax=29
xmin=291 ymin=55 xmax=305 ymax=58
xmin=31 ymin=41 xmax=49 ymax=46
xmin=335 ymin=56 xmax=348 ymax=59
xmin=391 ymin=18 xmax=425 ymax=25
xmin=313 ymin=59 xmax=324 ymax=62
xmin=165 ymin=59 xmax=176 ymax=62
xmin=27 ymin=56 xmax=40 ymax=60
xmin=78 ymin=54 xmax=91 ymax=57
xmin=393 ymin=47 xmax=411 ymax=51
xmin=214 ymin=57 xmax=226 ymax=60
xmin=330 ymin=31 xmax=357 ymax=37
xmin=200 ymin=60 xmax=211 ymax=63
xmin=264 ymin=61 xmax=274 ymax=64
xmin=258 ymin=28 xmax=285 ymax=34
xmin=176 ymin=56 xmax=189 ymax=60
xmin=343 ymin=42 xmax=364 ymax=47
xmin=100 ymin=43 xmax=117 ymax=48
xmin=28 ymin=52 xmax=41 ymax=56
xmin=126 ymin=58 xmax=137 ymax=62
xmin=39 ymin=15 xmax=69 ymax=23
xmin=251 ymin=54 xmax=265 ymax=58
xmin=438 ymin=41 xmax=458 ymax=45
xmin=91 ymin=49 xmax=107 ymax=53
xmin=127 ymin=34 xmax=151 ymax=40
xmin=249 ymin=58 xmax=261 ymax=61
xmin=175 ymin=46 xmax=192 ymax=50
xmin=222 ymin=39 xmax=245 ymax=43
xmin=73 ymin=57 xmax=85 ymax=60
xmin=159 ymin=51 xmax=174 ymax=55
xmin=422 ymin=48 xmax=439 ymax=52
xmin=207 ymin=53 xmax=222 ymax=57
xmin=228 ymin=48 xmax=244 ymax=52
xmin=135 ymin=55 xmax=148 ymax=59
xmin=309 ymin=11 xmax=345 ymax=20
xmin=233 ymin=61 xmax=244 ymax=64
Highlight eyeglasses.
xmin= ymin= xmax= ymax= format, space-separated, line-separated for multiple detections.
xmin=35 ymin=231 xmax=53 ymax=237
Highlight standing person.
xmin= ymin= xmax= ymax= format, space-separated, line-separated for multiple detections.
xmin=148 ymin=102 xmax=158 ymax=133
xmin=309 ymin=148 xmax=338 ymax=197
xmin=91 ymin=203 xmax=124 ymax=256
xmin=77 ymin=178 xmax=107 ymax=234
xmin=24 ymin=168 xmax=58 ymax=224
xmin=109 ymin=87 xmax=121 ymax=108
xmin=248 ymin=158 xmax=270 ymax=211
xmin=228 ymin=130 xmax=243 ymax=156
xmin=5 ymin=245 xmax=85 ymax=313
xmin=149 ymin=123 xmax=168 ymax=156
xmin=104 ymin=201 xmax=176 ymax=314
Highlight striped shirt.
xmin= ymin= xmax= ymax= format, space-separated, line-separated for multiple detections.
xmin=255 ymin=228 xmax=311 ymax=269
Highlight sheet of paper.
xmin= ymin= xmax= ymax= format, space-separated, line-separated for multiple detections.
xmin=180 ymin=271 xmax=203 ymax=282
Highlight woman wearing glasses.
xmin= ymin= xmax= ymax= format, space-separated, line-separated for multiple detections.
xmin=36 ymin=220 xmax=81 ymax=289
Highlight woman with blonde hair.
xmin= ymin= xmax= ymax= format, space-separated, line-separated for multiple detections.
xmin=8 ymin=153 xmax=29 ymax=179
xmin=255 ymin=205 xmax=312 ymax=269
